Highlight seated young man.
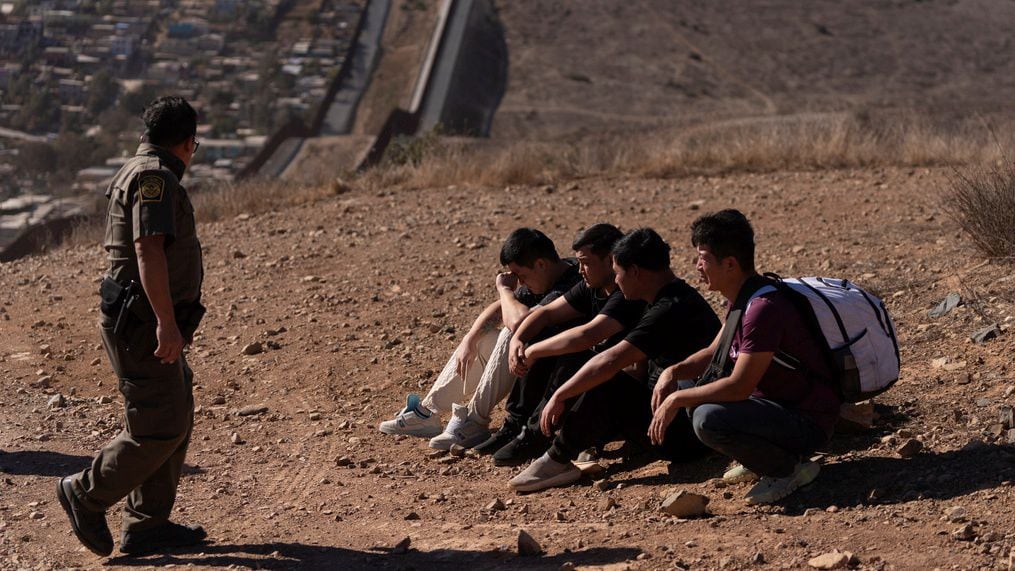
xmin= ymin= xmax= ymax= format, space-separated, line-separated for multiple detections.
xmin=471 ymin=223 xmax=646 ymax=466
xmin=379 ymin=228 xmax=582 ymax=450
xmin=509 ymin=228 xmax=721 ymax=493
xmin=649 ymin=209 xmax=841 ymax=505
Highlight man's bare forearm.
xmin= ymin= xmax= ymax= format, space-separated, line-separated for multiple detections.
xmin=135 ymin=238 xmax=176 ymax=326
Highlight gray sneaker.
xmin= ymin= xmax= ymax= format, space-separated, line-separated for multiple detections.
xmin=508 ymin=452 xmax=581 ymax=493
xmin=428 ymin=403 xmax=490 ymax=450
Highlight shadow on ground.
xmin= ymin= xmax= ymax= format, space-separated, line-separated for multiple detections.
xmin=604 ymin=443 xmax=1015 ymax=511
xmin=0 ymin=450 xmax=92 ymax=477
xmin=105 ymin=542 xmax=642 ymax=570
xmin=0 ymin=449 xmax=204 ymax=477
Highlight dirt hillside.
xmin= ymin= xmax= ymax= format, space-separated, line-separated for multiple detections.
xmin=1 ymin=166 xmax=1013 ymax=569
xmin=493 ymin=0 xmax=1015 ymax=140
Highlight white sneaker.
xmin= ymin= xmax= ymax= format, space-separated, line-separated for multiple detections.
xmin=428 ymin=403 xmax=490 ymax=450
xmin=744 ymin=461 xmax=820 ymax=505
xmin=509 ymin=453 xmax=581 ymax=493
xmin=378 ymin=393 xmax=442 ymax=438
xmin=722 ymin=463 xmax=760 ymax=484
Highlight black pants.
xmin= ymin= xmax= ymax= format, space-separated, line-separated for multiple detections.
xmin=503 ymin=354 xmax=560 ymax=429
xmin=521 ymin=351 xmax=594 ymax=435
xmin=548 ymin=372 xmax=709 ymax=463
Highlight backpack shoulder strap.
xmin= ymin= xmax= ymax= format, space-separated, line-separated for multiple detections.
xmin=697 ymin=275 xmax=774 ymax=386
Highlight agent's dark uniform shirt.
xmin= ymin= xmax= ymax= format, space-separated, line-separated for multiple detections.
xmin=624 ymin=278 xmax=721 ymax=384
xmin=104 ymin=143 xmax=203 ymax=305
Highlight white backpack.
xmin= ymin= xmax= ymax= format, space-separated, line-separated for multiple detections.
xmin=751 ymin=276 xmax=900 ymax=403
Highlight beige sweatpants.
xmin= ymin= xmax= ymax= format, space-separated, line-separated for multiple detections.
xmin=421 ymin=326 xmax=516 ymax=426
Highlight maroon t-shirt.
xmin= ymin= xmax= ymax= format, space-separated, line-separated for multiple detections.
xmin=729 ymin=291 xmax=842 ymax=435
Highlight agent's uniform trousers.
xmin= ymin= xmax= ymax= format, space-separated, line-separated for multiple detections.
xmin=69 ymin=316 xmax=194 ymax=533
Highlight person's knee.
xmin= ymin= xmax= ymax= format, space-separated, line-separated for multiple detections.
xmin=691 ymin=403 xmax=733 ymax=446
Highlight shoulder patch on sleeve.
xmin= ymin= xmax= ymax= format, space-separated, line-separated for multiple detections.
xmin=139 ymin=174 xmax=166 ymax=203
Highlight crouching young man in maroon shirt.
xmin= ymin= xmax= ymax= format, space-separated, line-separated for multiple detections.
xmin=650 ymin=209 xmax=841 ymax=505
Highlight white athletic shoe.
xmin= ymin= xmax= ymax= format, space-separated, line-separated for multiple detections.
xmin=744 ymin=461 xmax=820 ymax=505
xmin=378 ymin=393 xmax=442 ymax=438
xmin=428 ymin=403 xmax=490 ymax=450
xmin=509 ymin=452 xmax=581 ymax=493
xmin=722 ymin=463 xmax=760 ymax=484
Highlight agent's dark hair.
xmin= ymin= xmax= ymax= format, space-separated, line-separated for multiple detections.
xmin=500 ymin=228 xmax=560 ymax=268
xmin=611 ymin=227 xmax=671 ymax=271
xmin=142 ymin=96 xmax=197 ymax=148
xmin=690 ymin=209 xmax=756 ymax=274
xmin=572 ymin=223 xmax=623 ymax=257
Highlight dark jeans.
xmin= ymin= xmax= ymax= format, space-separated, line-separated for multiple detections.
xmin=548 ymin=372 xmax=709 ymax=463
xmin=691 ymin=397 xmax=828 ymax=478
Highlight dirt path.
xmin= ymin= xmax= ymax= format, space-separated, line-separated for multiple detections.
xmin=1 ymin=167 xmax=1013 ymax=570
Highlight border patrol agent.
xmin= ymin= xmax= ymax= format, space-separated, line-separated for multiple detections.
xmin=57 ymin=96 xmax=208 ymax=557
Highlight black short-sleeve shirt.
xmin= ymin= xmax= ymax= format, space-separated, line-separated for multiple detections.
xmin=563 ymin=282 xmax=646 ymax=352
xmin=624 ymin=278 xmax=721 ymax=383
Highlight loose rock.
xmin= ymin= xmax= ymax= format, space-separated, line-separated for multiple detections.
xmin=486 ymin=498 xmax=506 ymax=512
xmin=237 ymin=404 xmax=269 ymax=416
xmin=392 ymin=536 xmax=411 ymax=554
xmin=517 ymin=529 xmax=542 ymax=556
xmin=660 ymin=490 xmax=709 ymax=518
xmin=241 ymin=342 xmax=264 ymax=356
xmin=47 ymin=393 xmax=66 ymax=409
xmin=897 ymin=438 xmax=923 ymax=458
xmin=808 ymin=551 xmax=851 ymax=569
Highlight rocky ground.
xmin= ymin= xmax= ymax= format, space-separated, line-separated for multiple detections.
xmin=1 ymin=167 xmax=1014 ymax=570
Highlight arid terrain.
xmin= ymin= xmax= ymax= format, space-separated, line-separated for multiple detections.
xmin=1 ymin=166 xmax=1014 ymax=570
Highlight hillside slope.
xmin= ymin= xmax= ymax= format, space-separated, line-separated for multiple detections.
xmin=493 ymin=0 xmax=1015 ymax=140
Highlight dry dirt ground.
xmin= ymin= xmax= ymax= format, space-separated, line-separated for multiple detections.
xmin=1 ymin=167 xmax=1014 ymax=570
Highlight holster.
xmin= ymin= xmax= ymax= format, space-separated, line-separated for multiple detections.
xmin=99 ymin=277 xmax=153 ymax=353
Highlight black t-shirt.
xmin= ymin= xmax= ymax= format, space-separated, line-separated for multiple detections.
xmin=624 ymin=278 xmax=721 ymax=384
xmin=513 ymin=258 xmax=582 ymax=308
xmin=563 ymin=282 xmax=646 ymax=352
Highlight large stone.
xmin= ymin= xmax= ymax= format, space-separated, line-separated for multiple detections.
xmin=237 ymin=404 xmax=269 ymax=416
xmin=392 ymin=536 xmax=411 ymax=554
xmin=897 ymin=438 xmax=923 ymax=458
xmin=928 ymin=293 xmax=961 ymax=318
xmin=999 ymin=407 xmax=1014 ymax=430
xmin=660 ymin=490 xmax=709 ymax=518
xmin=971 ymin=324 xmax=1001 ymax=344
xmin=837 ymin=401 xmax=875 ymax=432
xmin=47 ymin=393 xmax=66 ymax=409
xmin=808 ymin=551 xmax=850 ymax=569
xmin=241 ymin=342 xmax=264 ymax=356
xmin=517 ymin=529 xmax=542 ymax=556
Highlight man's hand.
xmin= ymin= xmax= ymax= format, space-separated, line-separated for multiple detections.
xmin=154 ymin=320 xmax=184 ymax=364
xmin=651 ymin=365 xmax=681 ymax=412
xmin=648 ymin=393 xmax=681 ymax=446
xmin=495 ymin=272 xmax=518 ymax=291
xmin=455 ymin=333 xmax=480 ymax=379
xmin=508 ymin=337 xmax=528 ymax=376
xmin=539 ymin=394 xmax=566 ymax=437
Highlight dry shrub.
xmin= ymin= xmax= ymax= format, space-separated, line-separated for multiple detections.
xmin=945 ymin=159 xmax=1015 ymax=260
xmin=357 ymin=112 xmax=1013 ymax=191
xmin=190 ymin=179 xmax=332 ymax=223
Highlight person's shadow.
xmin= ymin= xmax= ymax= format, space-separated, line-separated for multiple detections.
xmin=0 ymin=450 xmax=92 ymax=477
xmin=105 ymin=542 xmax=642 ymax=570
xmin=609 ymin=443 xmax=1015 ymax=510
xmin=0 ymin=450 xmax=204 ymax=477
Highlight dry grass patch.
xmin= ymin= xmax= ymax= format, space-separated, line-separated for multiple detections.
xmin=946 ymin=158 xmax=1015 ymax=261
xmin=358 ymin=112 xmax=1014 ymax=191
